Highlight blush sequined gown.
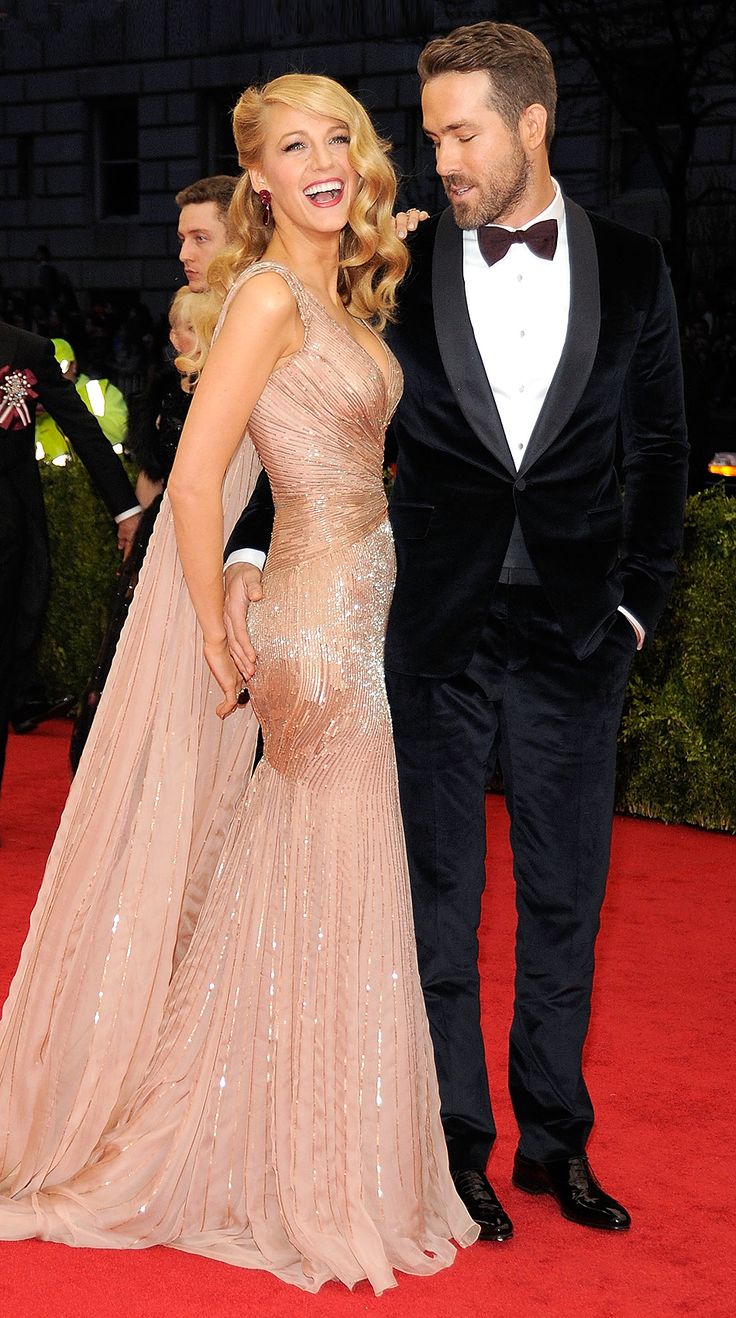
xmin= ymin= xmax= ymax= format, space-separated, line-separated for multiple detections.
xmin=0 ymin=264 xmax=477 ymax=1293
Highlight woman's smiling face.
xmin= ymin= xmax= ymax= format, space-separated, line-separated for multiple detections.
xmin=251 ymin=102 xmax=360 ymax=236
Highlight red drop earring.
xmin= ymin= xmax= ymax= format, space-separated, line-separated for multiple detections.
xmin=258 ymin=189 xmax=272 ymax=225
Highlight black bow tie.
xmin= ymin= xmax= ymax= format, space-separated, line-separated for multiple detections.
xmin=477 ymin=217 xmax=558 ymax=267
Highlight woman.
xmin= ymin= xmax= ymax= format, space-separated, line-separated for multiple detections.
xmin=0 ymin=76 xmax=476 ymax=1292
xmin=70 ymin=289 xmax=200 ymax=770
xmin=131 ymin=286 xmax=199 ymax=509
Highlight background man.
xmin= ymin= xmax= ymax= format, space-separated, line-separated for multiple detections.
xmin=175 ymin=176 xmax=238 ymax=292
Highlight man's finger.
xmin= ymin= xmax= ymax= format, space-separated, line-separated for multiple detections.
xmin=224 ymin=613 xmax=257 ymax=667
xmin=223 ymin=615 xmax=256 ymax=677
xmin=395 ymin=213 xmax=409 ymax=239
xmin=228 ymin=643 xmax=256 ymax=680
xmin=407 ymin=208 xmax=430 ymax=231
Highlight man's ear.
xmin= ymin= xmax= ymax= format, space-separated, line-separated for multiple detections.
xmin=520 ymin=103 xmax=548 ymax=153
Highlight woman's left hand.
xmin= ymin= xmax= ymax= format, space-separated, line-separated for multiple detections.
xmin=203 ymin=637 xmax=244 ymax=719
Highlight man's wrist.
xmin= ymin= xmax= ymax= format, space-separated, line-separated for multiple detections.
xmin=617 ymin=604 xmax=645 ymax=650
xmin=224 ymin=548 xmax=266 ymax=572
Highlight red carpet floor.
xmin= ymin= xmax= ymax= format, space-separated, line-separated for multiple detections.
xmin=0 ymin=721 xmax=734 ymax=1318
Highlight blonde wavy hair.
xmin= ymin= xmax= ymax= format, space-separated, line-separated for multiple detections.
xmin=170 ymin=282 xmax=218 ymax=379
xmin=183 ymin=73 xmax=408 ymax=376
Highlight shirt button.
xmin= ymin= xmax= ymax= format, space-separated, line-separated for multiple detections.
xmin=518 ymin=443 xmax=524 ymax=450
xmin=517 ymin=274 xmax=523 ymax=282
xmin=519 ymin=385 xmax=525 ymax=393
xmin=520 ymin=330 xmax=525 ymax=337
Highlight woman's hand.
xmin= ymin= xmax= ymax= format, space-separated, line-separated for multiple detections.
xmin=203 ymin=637 xmax=244 ymax=719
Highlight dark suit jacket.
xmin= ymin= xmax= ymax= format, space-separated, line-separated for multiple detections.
xmin=225 ymin=199 xmax=688 ymax=676
xmin=0 ymin=321 xmax=137 ymax=652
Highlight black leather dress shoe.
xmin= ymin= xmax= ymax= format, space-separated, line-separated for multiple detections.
xmin=11 ymin=694 xmax=76 ymax=734
xmin=452 ymin=1169 xmax=514 ymax=1241
xmin=512 ymin=1150 xmax=631 ymax=1231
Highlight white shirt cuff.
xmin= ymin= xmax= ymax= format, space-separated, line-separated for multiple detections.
xmin=224 ymin=548 xmax=266 ymax=572
xmin=114 ymin=505 xmax=143 ymax=523
xmin=617 ymin=604 xmax=645 ymax=650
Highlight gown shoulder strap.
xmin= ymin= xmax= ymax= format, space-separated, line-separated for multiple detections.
xmin=213 ymin=261 xmax=313 ymax=342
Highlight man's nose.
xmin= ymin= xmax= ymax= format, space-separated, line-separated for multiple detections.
xmin=435 ymin=139 xmax=458 ymax=177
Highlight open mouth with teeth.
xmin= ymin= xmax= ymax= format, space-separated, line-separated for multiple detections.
xmin=304 ymin=179 xmax=346 ymax=207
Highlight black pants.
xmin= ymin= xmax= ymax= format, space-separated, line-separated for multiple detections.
xmin=0 ymin=484 xmax=24 ymax=792
xmin=386 ymin=585 xmax=637 ymax=1169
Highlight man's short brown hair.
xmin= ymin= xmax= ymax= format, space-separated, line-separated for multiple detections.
xmin=175 ymin=175 xmax=239 ymax=221
xmin=418 ymin=21 xmax=557 ymax=148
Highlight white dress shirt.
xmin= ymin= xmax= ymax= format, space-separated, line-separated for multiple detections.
xmin=464 ymin=179 xmax=569 ymax=472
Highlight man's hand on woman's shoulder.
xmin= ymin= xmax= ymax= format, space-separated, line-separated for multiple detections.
xmin=394 ymin=208 xmax=430 ymax=241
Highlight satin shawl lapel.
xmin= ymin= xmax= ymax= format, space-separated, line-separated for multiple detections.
xmin=519 ymin=199 xmax=601 ymax=474
xmin=432 ymin=207 xmax=516 ymax=474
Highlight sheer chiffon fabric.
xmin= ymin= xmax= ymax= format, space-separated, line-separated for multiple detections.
xmin=0 ymin=264 xmax=477 ymax=1292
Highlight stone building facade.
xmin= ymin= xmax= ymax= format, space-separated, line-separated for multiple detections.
xmin=1 ymin=0 xmax=735 ymax=315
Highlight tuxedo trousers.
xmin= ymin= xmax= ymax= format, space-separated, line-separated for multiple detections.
xmin=386 ymin=584 xmax=637 ymax=1167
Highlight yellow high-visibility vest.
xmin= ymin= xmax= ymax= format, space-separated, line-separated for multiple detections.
xmin=35 ymin=375 xmax=129 ymax=463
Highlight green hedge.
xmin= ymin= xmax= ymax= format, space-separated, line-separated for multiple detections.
xmin=37 ymin=460 xmax=129 ymax=697
xmin=617 ymin=486 xmax=736 ymax=833
xmin=37 ymin=466 xmax=736 ymax=832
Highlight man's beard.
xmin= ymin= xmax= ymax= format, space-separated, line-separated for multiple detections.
xmin=444 ymin=147 xmax=531 ymax=230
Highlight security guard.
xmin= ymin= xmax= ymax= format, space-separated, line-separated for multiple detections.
xmin=36 ymin=338 xmax=129 ymax=462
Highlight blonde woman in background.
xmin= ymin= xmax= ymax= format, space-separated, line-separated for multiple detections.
xmin=132 ymin=286 xmax=200 ymax=509
xmin=0 ymin=74 xmax=477 ymax=1293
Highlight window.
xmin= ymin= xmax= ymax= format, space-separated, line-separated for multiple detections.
xmin=92 ymin=96 xmax=139 ymax=217
xmin=201 ymin=88 xmax=241 ymax=177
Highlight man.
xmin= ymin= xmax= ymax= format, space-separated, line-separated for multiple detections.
xmin=0 ymin=321 xmax=141 ymax=784
xmin=221 ymin=22 xmax=688 ymax=1242
xmin=175 ymin=176 xmax=238 ymax=292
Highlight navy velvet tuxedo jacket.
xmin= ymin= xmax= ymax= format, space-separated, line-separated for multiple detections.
xmin=225 ymin=199 xmax=689 ymax=678
xmin=385 ymin=199 xmax=688 ymax=673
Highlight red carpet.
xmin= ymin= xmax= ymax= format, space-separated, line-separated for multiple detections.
xmin=0 ymin=722 xmax=734 ymax=1317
